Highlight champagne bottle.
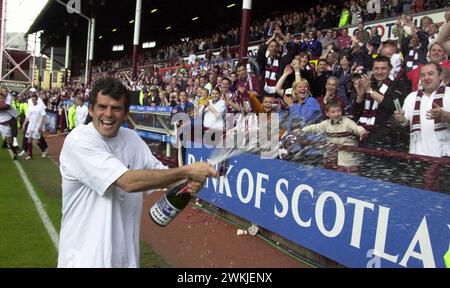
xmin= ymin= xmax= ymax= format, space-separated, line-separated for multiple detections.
xmin=149 ymin=161 xmax=226 ymax=226
xmin=218 ymin=159 xmax=228 ymax=176
xmin=149 ymin=180 xmax=191 ymax=226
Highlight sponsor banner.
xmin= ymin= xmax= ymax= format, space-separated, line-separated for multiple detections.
xmin=0 ymin=80 xmax=29 ymax=92
xmin=136 ymin=129 xmax=175 ymax=144
xmin=188 ymin=148 xmax=450 ymax=268
xmin=130 ymin=105 xmax=173 ymax=113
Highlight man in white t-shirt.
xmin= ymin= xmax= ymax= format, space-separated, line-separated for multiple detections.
xmin=58 ymin=78 xmax=216 ymax=268
xmin=27 ymin=87 xmax=46 ymax=109
xmin=394 ymin=63 xmax=450 ymax=157
xmin=75 ymin=97 xmax=88 ymax=126
xmin=23 ymin=93 xmax=46 ymax=160
xmin=24 ymin=88 xmax=48 ymax=158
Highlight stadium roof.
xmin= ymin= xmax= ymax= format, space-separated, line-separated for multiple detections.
xmin=27 ymin=0 xmax=312 ymax=73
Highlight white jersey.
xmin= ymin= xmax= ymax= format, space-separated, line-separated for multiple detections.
xmin=26 ymin=104 xmax=46 ymax=133
xmin=75 ymin=105 xmax=88 ymax=126
xmin=0 ymin=109 xmax=13 ymax=123
xmin=58 ymin=123 xmax=167 ymax=268
xmin=5 ymin=93 xmax=13 ymax=105
xmin=0 ymin=108 xmax=13 ymax=137
xmin=402 ymin=87 xmax=450 ymax=157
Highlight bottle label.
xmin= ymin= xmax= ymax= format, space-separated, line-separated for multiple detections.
xmin=149 ymin=194 xmax=181 ymax=226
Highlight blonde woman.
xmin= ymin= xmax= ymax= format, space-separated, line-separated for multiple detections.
xmin=276 ymin=66 xmax=322 ymax=131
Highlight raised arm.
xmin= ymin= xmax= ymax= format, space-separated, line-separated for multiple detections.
xmin=437 ymin=21 xmax=450 ymax=55
xmin=275 ymin=65 xmax=293 ymax=97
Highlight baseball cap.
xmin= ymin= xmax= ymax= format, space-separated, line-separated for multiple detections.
xmin=29 ymin=87 xmax=37 ymax=93
xmin=285 ymin=88 xmax=293 ymax=95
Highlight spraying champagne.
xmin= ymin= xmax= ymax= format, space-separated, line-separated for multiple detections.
xmin=149 ymin=160 xmax=228 ymax=226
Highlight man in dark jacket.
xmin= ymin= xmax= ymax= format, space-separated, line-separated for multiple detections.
xmin=352 ymin=56 xmax=411 ymax=150
xmin=257 ymin=28 xmax=295 ymax=96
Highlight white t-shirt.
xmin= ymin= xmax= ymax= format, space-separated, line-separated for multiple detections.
xmin=75 ymin=105 xmax=88 ymax=127
xmin=26 ymin=104 xmax=46 ymax=132
xmin=202 ymin=99 xmax=226 ymax=130
xmin=5 ymin=93 xmax=12 ymax=105
xmin=58 ymin=123 xmax=167 ymax=268
xmin=403 ymin=87 xmax=450 ymax=157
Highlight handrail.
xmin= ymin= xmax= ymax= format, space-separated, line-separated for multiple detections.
xmin=338 ymin=145 xmax=450 ymax=165
xmin=297 ymin=139 xmax=450 ymax=166
xmin=297 ymin=139 xmax=449 ymax=192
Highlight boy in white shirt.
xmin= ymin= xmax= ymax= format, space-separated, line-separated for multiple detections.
xmin=301 ymin=101 xmax=368 ymax=174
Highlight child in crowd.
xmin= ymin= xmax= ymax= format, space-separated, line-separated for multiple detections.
xmin=300 ymin=100 xmax=368 ymax=174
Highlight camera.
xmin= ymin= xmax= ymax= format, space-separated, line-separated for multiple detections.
xmin=351 ymin=66 xmax=368 ymax=80
xmin=351 ymin=71 xmax=365 ymax=80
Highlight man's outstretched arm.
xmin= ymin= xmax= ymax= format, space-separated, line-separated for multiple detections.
xmin=115 ymin=162 xmax=217 ymax=194
xmin=437 ymin=21 xmax=450 ymax=55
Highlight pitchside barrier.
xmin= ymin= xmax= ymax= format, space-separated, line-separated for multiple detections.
xmin=129 ymin=106 xmax=450 ymax=268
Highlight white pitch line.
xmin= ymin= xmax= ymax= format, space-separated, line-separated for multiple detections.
xmin=10 ymin=152 xmax=59 ymax=251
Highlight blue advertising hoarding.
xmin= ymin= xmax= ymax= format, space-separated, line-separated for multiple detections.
xmin=136 ymin=129 xmax=176 ymax=144
xmin=187 ymin=148 xmax=450 ymax=268
xmin=129 ymin=105 xmax=172 ymax=113
xmin=45 ymin=112 xmax=57 ymax=134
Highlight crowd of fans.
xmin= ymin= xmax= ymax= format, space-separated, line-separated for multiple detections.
xmin=3 ymin=1 xmax=450 ymax=190
xmin=92 ymin=0 xmax=446 ymax=71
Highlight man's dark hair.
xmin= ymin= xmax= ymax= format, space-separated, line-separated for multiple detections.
xmin=262 ymin=94 xmax=274 ymax=101
xmin=222 ymin=77 xmax=231 ymax=84
xmin=339 ymin=52 xmax=352 ymax=63
xmin=372 ymin=55 xmax=392 ymax=69
xmin=268 ymin=39 xmax=279 ymax=46
xmin=382 ymin=40 xmax=397 ymax=49
xmin=422 ymin=62 xmax=443 ymax=75
xmin=235 ymin=63 xmax=246 ymax=71
xmin=89 ymin=77 xmax=130 ymax=113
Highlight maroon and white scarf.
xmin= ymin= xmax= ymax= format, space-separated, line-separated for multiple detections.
xmin=405 ymin=49 xmax=419 ymax=71
xmin=246 ymin=76 xmax=254 ymax=92
xmin=264 ymin=57 xmax=279 ymax=94
xmin=358 ymin=76 xmax=394 ymax=130
xmin=411 ymin=82 xmax=447 ymax=141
